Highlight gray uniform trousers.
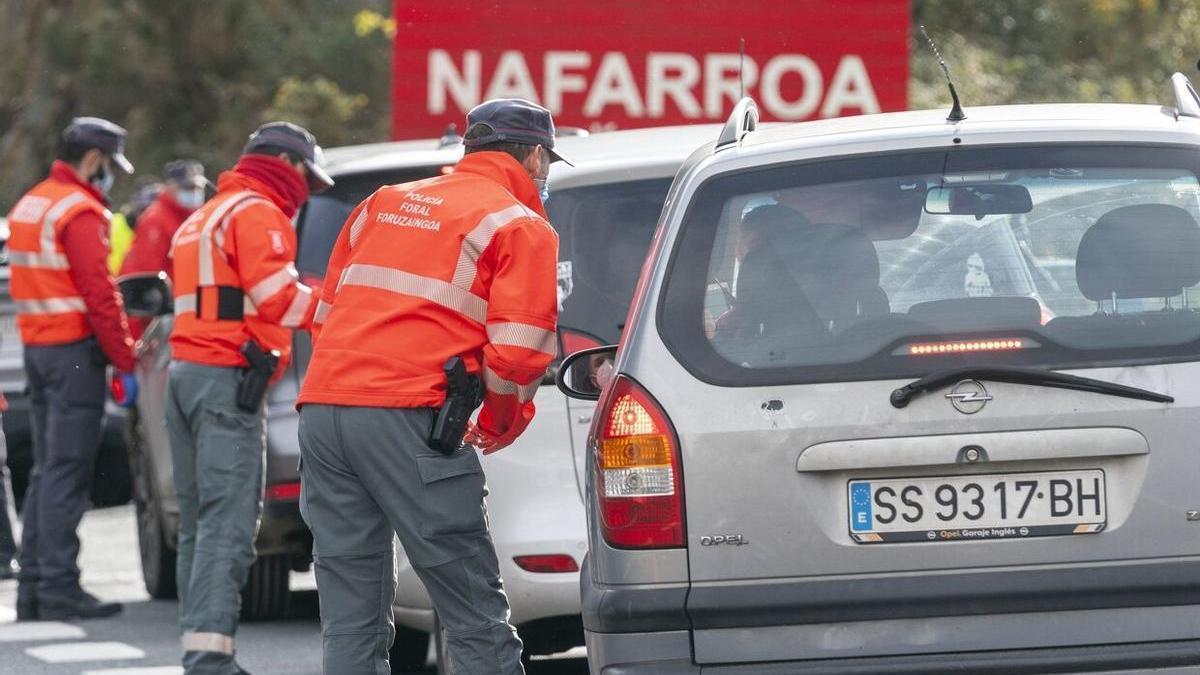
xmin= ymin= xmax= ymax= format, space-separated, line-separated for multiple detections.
xmin=18 ymin=338 xmax=106 ymax=605
xmin=165 ymin=361 xmax=265 ymax=675
xmin=298 ymin=404 xmax=524 ymax=675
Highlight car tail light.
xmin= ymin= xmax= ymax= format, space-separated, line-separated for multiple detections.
xmin=265 ymin=481 xmax=301 ymax=502
xmin=513 ymin=554 xmax=579 ymax=573
xmin=592 ymin=375 xmax=684 ymax=549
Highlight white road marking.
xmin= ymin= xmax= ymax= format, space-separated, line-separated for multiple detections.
xmin=25 ymin=641 xmax=145 ymax=663
xmin=0 ymin=621 xmax=87 ymax=642
xmin=81 ymin=662 xmax=182 ymax=667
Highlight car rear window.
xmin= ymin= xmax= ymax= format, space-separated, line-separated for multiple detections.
xmin=550 ymin=178 xmax=672 ymax=346
xmin=296 ymin=168 xmax=444 ymax=279
xmin=292 ymin=167 xmax=444 ymax=377
xmin=660 ymin=145 xmax=1200 ymax=385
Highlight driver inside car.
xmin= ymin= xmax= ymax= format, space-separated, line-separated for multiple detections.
xmin=713 ymin=204 xmax=827 ymax=363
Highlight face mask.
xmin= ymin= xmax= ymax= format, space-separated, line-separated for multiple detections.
xmin=175 ymin=188 xmax=205 ymax=210
xmin=534 ymin=177 xmax=550 ymax=205
xmin=90 ymin=163 xmax=114 ymax=195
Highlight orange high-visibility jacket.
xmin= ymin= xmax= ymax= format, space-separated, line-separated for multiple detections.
xmin=169 ymin=172 xmax=317 ymax=371
xmin=8 ymin=165 xmax=111 ymax=346
xmin=297 ymin=151 xmax=559 ymax=445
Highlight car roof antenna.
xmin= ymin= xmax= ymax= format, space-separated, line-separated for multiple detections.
xmin=438 ymin=123 xmax=462 ymax=148
xmin=920 ymin=25 xmax=966 ymax=122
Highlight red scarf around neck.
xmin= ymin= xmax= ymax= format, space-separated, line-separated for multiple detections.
xmin=231 ymin=155 xmax=309 ymax=218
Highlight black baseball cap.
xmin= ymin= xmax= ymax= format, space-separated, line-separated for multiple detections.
xmin=463 ymin=99 xmax=573 ymax=166
xmin=243 ymin=121 xmax=334 ymax=193
xmin=63 ymin=117 xmax=134 ymax=174
xmin=163 ymin=159 xmax=211 ymax=191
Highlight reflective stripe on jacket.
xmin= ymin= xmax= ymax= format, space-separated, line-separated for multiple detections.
xmin=297 ymin=151 xmax=559 ymax=445
xmin=168 ymin=170 xmax=316 ymax=371
xmin=8 ymin=164 xmax=111 ymax=346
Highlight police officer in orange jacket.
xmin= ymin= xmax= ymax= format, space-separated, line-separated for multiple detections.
xmin=8 ymin=117 xmax=138 ymax=622
xmin=166 ymin=122 xmax=330 ymax=675
xmin=121 ymin=159 xmax=210 ymax=278
xmin=297 ymin=99 xmax=563 ymax=674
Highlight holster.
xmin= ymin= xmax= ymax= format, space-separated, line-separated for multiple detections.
xmin=428 ymin=356 xmax=482 ymax=455
xmin=237 ymin=341 xmax=279 ymax=413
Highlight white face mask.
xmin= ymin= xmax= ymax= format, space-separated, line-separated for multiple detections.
xmin=174 ymin=187 xmax=205 ymax=210
xmin=90 ymin=163 xmax=114 ymax=196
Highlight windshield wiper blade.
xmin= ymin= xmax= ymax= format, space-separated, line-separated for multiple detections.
xmin=889 ymin=366 xmax=1174 ymax=409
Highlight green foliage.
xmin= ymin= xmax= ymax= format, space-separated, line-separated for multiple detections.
xmin=0 ymin=0 xmax=392 ymax=210
xmin=263 ymin=77 xmax=370 ymax=148
xmin=911 ymin=0 xmax=1198 ymax=111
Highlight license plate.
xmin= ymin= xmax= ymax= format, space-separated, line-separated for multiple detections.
xmin=848 ymin=470 xmax=1106 ymax=544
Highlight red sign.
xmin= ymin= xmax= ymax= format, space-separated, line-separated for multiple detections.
xmin=392 ymin=1 xmax=909 ymax=139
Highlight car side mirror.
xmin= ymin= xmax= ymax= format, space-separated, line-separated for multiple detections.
xmin=556 ymin=344 xmax=618 ymax=401
xmin=117 ymin=272 xmax=173 ymax=317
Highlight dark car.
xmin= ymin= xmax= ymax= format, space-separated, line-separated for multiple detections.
xmin=0 ymin=216 xmax=132 ymax=515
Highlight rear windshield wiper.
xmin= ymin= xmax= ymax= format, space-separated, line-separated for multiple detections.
xmin=890 ymin=366 xmax=1174 ymax=409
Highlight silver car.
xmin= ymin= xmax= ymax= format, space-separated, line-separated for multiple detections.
xmin=561 ymin=75 xmax=1200 ymax=673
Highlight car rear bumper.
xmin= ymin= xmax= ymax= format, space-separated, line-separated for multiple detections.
xmin=585 ymin=634 xmax=1200 ymax=675
xmin=393 ymin=553 xmax=584 ymax=625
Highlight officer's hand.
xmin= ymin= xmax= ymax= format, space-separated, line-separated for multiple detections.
xmin=464 ymin=422 xmax=509 ymax=455
xmin=111 ymin=371 xmax=139 ymax=408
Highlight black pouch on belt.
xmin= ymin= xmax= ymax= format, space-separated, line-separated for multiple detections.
xmin=428 ymin=356 xmax=482 ymax=456
xmin=237 ymin=341 xmax=279 ymax=413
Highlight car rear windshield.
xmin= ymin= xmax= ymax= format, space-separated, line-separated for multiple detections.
xmin=296 ymin=168 xmax=444 ymax=279
xmin=550 ymin=178 xmax=672 ymax=347
xmin=659 ymin=144 xmax=1200 ymax=385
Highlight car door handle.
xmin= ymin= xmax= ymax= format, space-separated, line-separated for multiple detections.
xmin=576 ymin=415 xmax=593 ymax=424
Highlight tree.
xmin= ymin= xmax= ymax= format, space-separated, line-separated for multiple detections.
xmin=0 ymin=0 xmax=392 ymax=211
xmin=911 ymin=0 xmax=1200 ymax=111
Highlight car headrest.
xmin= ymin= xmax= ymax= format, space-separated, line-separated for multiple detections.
xmin=1076 ymin=204 xmax=1200 ymax=301
xmin=792 ymin=224 xmax=881 ymax=287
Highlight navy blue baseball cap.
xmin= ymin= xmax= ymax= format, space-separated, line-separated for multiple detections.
xmin=463 ymin=99 xmax=573 ymax=166
xmin=63 ymin=117 xmax=134 ymax=174
xmin=243 ymin=121 xmax=334 ymax=193
xmin=164 ymin=159 xmax=212 ymax=191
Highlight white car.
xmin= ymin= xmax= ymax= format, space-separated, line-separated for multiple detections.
xmin=306 ymin=125 xmax=721 ymax=670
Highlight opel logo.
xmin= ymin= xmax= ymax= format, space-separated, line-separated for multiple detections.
xmin=945 ymin=379 xmax=992 ymax=414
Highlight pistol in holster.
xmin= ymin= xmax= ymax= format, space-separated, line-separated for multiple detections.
xmin=428 ymin=356 xmax=483 ymax=456
xmin=237 ymin=341 xmax=280 ymax=413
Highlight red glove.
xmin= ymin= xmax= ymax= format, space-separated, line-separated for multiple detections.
xmin=464 ymin=421 xmax=508 ymax=455
xmin=110 ymin=371 xmax=139 ymax=408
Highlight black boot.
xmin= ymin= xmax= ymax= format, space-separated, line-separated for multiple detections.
xmin=0 ymin=560 xmax=16 ymax=581
xmin=38 ymin=591 xmax=123 ymax=620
